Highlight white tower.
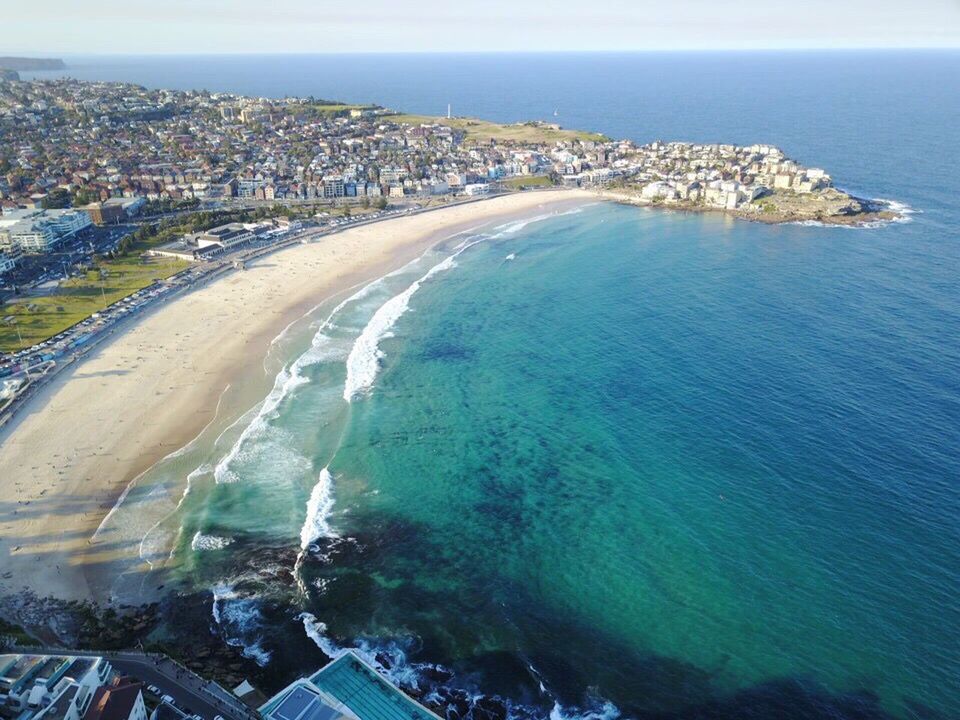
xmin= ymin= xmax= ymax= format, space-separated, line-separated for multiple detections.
xmin=447 ymin=103 xmax=451 ymax=119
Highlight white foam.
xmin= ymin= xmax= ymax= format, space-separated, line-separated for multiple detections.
xmin=549 ymin=701 xmax=620 ymax=720
xmin=300 ymin=614 xmax=621 ymax=718
xmin=299 ymin=612 xmax=427 ymax=688
xmin=300 ymin=467 xmax=338 ymax=549
xmin=488 ymin=206 xmax=585 ymax=239
xmin=505 ymin=253 xmax=517 ymax=261
xmin=874 ymin=197 xmax=917 ymax=224
xmin=211 ymin=583 xmax=272 ymax=666
xmin=788 ymin=197 xmax=917 ymax=230
xmin=300 ymin=612 xmax=342 ymax=659
xmin=191 ymin=532 xmax=234 ymax=551
xmin=343 ymin=252 xmax=463 ymax=401
xmin=343 ymin=231 xmax=511 ymax=402
xmin=213 ymin=281 xmax=381 ymax=484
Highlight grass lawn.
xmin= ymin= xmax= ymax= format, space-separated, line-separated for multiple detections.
xmin=1 ymin=253 xmax=187 ymax=353
xmin=289 ymin=103 xmax=379 ymax=118
xmin=499 ymin=175 xmax=555 ymax=189
xmin=388 ymin=114 xmax=608 ymax=144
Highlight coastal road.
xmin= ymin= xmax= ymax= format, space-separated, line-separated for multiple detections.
xmin=24 ymin=648 xmax=258 ymax=720
xmin=109 ymin=655 xmax=237 ymax=720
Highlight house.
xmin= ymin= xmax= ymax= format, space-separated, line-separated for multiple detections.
xmin=82 ymin=677 xmax=147 ymax=720
xmin=0 ymin=251 xmax=18 ymax=276
xmin=0 ymin=653 xmax=113 ymax=720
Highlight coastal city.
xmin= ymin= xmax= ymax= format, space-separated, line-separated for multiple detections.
xmin=0 ymin=78 xmax=875 ymax=264
xmin=0 ymin=76 xmax=888 ymax=411
xmin=0 ymin=36 xmax=931 ymax=720
xmin=0 ymin=649 xmax=443 ymax=720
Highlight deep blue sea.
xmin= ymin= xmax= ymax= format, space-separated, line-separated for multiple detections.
xmin=42 ymin=53 xmax=960 ymax=719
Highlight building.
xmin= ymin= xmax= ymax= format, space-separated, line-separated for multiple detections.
xmin=81 ymin=202 xmax=124 ymax=226
xmin=260 ymin=651 xmax=442 ymax=720
xmin=0 ymin=251 xmax=17 ymax=277
xmin=195 ymin=223 xmax=254 ymax=250
xmin=82 ymin=677 xmax=147 ymax=720
xmin=146 ymin=239 xmax=219 ymax=262
xmin=0 ymin=209 xmax=91 ymax=254
xmin=322 ymin=176 xmax=345 ymax=199
xmin=0 ymin=653 xmax=113 ymax=720
xmin=148 ymin=222 xmax=255 ymax=262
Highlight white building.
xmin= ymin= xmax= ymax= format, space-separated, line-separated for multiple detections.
xmin=0 ymin=653 xmax=113 ymax=720
xmin=0 ymin=208 xmax=91 ymax=254
xmin=322 ymin=176 xmax=345 ymax=199
xmin=0 ymin=252 xmax=17 ymax=276
xmin=194 ymin=223 xmax=254 ymax=250
xmin=640 ymin=181 xmax=675 ymax=200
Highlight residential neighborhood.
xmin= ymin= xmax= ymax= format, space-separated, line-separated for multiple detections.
xmin=0 ymin=77 xmax=874 ymax=284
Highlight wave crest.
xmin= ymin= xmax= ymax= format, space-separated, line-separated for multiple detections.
xmin=300 ymin=467 xmax=338 ymax=550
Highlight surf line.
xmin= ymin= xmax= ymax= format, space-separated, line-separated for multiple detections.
xmin=298 ymin=207 xmax=583 ymax=587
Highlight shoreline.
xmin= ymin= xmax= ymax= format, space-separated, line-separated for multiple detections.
xmin=0 ymin=190 xmax=593 ymax=614
xmin=592 ymin=188 xmax=906 ymax=227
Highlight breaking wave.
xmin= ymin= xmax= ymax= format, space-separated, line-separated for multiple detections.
xmin=191 ymin=532 xmax=234 ymax=551
xmin=213 ymin=282 xmax=381 ymax=484
xmin=211 ymin=582 xmax=272 ymax=666
xmin=343 ymin=242 xmax=477 ymax=401
xmin=300 ymin=467 xmax=338 ymax=550
xmin=298 ymin=613 xmax=621 ymax=720
xmin=788 ymin=197 xmax=917 ymax=230
xmin=874 ymin=197 xmax=917 ymax=224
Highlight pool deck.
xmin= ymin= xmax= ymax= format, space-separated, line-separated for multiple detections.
xmin=261 ymin=652 xmax=442 ymax=720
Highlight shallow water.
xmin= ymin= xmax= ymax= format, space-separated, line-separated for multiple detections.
xmin=72 ymin=51 xmax=960 ymax=718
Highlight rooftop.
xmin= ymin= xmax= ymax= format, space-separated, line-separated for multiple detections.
xmin=262 ymin=652 xmax=441 ymax=720
xmin=82 ymin=678 xmax=141 ymax=720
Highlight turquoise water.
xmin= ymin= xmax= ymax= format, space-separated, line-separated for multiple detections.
xmin=145 ymin=201 xmax=960 ymax=720
xmin=64 ymin=51 xmax=960 ymax=719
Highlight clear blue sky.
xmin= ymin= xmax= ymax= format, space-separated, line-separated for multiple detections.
xmin=5 ymin=0 xmax=959 ymax=54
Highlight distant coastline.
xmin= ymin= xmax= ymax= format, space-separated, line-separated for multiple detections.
xmin=0 ymin=56 xmax=65 ymax=81
xmin=0 ymin=56 xmax=65 ymax=71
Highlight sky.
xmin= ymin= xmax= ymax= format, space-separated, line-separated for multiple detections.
xmin=4 ymin=0 xmax=960 ymax=54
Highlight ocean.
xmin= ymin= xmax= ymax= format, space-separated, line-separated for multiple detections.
xmin=47 ymin=53 xmax=960 ymax=719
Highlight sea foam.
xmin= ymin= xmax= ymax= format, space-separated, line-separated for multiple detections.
xmin=191 ymin=532 xmax=234 ymax=551
xmin=213 ymin=280 xmax=382 ymax=484
xmin=211 ymin=582 xmax=272 ymax=666
xmin=343 ymin=247 xmax=470 ymax=401
xmin=342 ymin=207 xmax=589 ymax=402
xmin=300 ymin=467 xmax=338 ymax=549
xmin=300 ymin=613 xmax=621 ymax=720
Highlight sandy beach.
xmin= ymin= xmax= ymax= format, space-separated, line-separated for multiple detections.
xmin=0 ymin=190 xmax=593 ymax=608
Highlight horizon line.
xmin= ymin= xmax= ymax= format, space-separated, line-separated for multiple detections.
xmin=5 ymin=47 xmax=960 ymax=58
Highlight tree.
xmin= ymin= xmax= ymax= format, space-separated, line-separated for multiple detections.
xmin=72 ymin=189 xmax=94 ymax=206
xmin=41 ymin=188 xmax=71 ymax=209
xmin=375 ymin=197 xmax=387 ymax=210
